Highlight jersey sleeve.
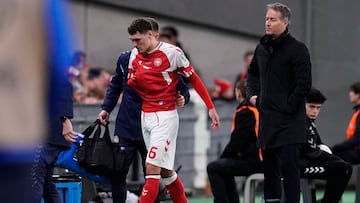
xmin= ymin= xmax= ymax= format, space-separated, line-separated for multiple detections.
xmin=187 ymin=72 xmax=215 ymax=110
xmin=172 ymin=48 xmax=214 ymax=109
xmin=175 ymin=48 xmax=194 ymax=78
xmin=127 ymin=48 xmax=138 ymax=79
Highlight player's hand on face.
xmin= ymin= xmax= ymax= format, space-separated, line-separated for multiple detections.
xmin=98 ymin=110 xmax=110 ymax=125
xmin=175 ymin=91 xmax=185 ymax=107
xmin=209 ymin=108 xmax=220 ymax=130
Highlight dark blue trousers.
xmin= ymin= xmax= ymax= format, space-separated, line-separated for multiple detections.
xmin=111 ymin=138 xmax=147 ymax=203
xmin=0 ymin=163 xmax=33 ymax=203
xmin=0 ymin=147 xmax=37 ymax=203
xmin=31 ymin=144 xmax=62 ymax=203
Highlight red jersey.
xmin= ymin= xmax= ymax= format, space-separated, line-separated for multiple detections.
xmin=127 ymin=42 xmax=194 ymax=112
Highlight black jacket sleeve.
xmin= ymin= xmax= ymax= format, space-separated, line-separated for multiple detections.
xmin=176 ymin=77 xmax=190 ymax=105
xmin=316 ymin=134 xmax=323 ymax=145
xmin=246 ymin=47 xmax=260 ymax=100
xmin=301 ymin=123 xmax=322 ymax=159
xmin=102 ymin=52 xmax=130 ymax=113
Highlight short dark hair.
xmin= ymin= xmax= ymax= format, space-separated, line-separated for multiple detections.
xmin=161 ymin=26 xmax=178 ymax=38
xmin=146 ymin=17 xmax=159 ymax=32
xmin=235 ymin=80 xmax=246 ymax=98
xmin=306 ymin=88 xmax=327 ymax=104
xmin=88 ymin=67 xmax=107 ymax=80
xmin=350 ymin=82 xmax=360 ymax=94
xmin=128 ymin=17 xmax=159 ymax=35
xmin=267 ymin=2 xmax=291 ymax=22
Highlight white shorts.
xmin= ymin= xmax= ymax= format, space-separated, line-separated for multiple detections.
xmin=141 ymin=110 xmax=179 ymax=170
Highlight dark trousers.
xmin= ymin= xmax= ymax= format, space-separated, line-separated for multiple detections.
xmin=0 ymin=163 xmax=33 ymax=203
xmin=207 ymin=157 xmax=263 ymax=203
xmin=263 ymin=144 xmax=300 ymax=203
xmin=111 ymin=138 xmax=147 ymax=203
xmin=300 ymin=152 xmax=352 ymax=203
xmin=0 ymin=147 xmax=37 ymax=203
xmin=332 ymin=142 xmax=360 ymax=164
xmin=31 ymin=144 xmax=62 ymax=203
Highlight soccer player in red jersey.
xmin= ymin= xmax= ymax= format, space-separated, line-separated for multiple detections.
xmin=126 ymin=17 xmax=220 ymax=203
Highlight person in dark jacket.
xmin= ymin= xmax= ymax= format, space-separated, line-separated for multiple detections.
xmin=207 ymin=81 xmax=262 ymax=203
xmin=30 ymin=1 xmax=77 ymax=202
xmin=299 ymin=88 xmax=352 ymax=203
xmin=332 ymin=82 xmax=360 ymax=164
xmin=246 ymin=3 xmax=312 ymax=203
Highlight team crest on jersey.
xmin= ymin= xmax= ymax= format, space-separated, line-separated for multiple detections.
xmin=154 ymin=58 xmax=162 ymax=67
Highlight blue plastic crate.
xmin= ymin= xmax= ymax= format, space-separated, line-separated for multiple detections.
xmin=41 ymin=182 xmax=81 ymax=203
